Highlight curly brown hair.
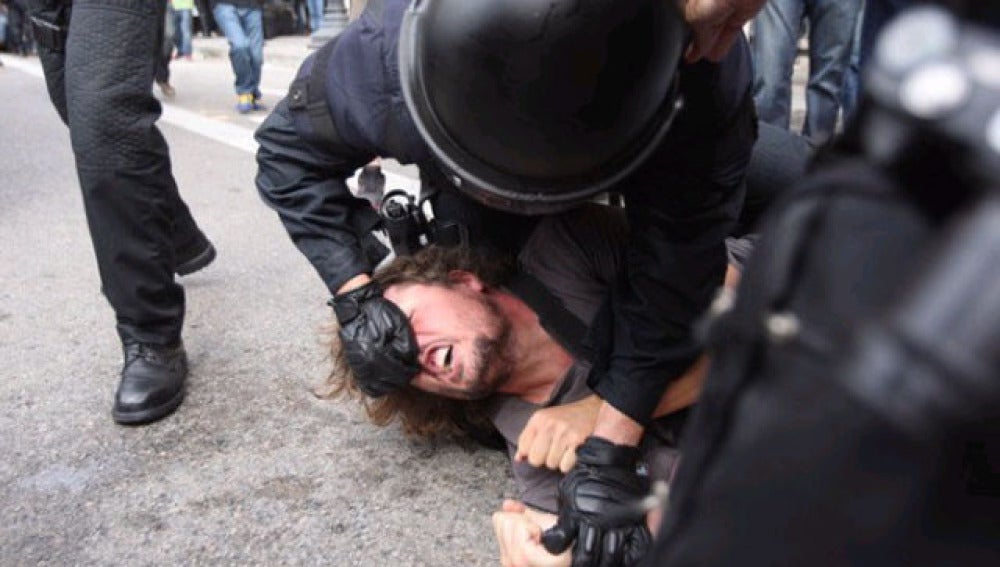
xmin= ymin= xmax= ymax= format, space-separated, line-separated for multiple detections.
xmin=319 ymin=245 xmax=515 ymax=440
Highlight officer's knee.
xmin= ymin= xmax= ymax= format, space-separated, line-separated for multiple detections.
xmin=67 ymin=94 xmax=144 ymax=165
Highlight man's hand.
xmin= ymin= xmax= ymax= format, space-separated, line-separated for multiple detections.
xmin=541 ymin=437 xmax=652 ymax=566
xmin=682 ymin=0 xmax=766 ymax=62
xmin=493 ymin=500 xmax=570 ymax=567
xmin=517 ymin=395 xmax=603 ymax=473
xmin=331 ymin=280 xmax=419 ymax=397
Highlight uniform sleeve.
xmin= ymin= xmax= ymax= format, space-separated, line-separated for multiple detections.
xmin=591 ymin=39 xmax=757 ymax=424
xmin=255 ymin=98 xmax=377 ymax=295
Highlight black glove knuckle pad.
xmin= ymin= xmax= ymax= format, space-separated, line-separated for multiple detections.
xmin=543 ymin=437 xmax=652 ymax=566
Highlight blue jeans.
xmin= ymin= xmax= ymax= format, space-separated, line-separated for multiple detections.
xmin=839 ymin=0 xmax=864 ymax=125
xmin=211 ymin=3 xmax=264 ymax=96
xmin=173 ymin=8 xmax=193 ymax=57
xmin=751 ymin=0 xmax=862 ymax=145
xmin=307 ymin=0 xmax=325 ymax=33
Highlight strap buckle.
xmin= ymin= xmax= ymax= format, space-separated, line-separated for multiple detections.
xmin=29 ymin=15 xmax=68 ymax=53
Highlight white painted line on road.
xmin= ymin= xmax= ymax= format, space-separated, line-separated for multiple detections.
xmin=260 ymin=87 xmax=287 ymax=98
xmin=2 ymin=54 xmax=257 ymax=152
xmin=2 ymin=54 xmax=419 ymax=192
xmin=2 ymin=54 xmax=43 ymax=77
xmin=160 ymin=104 xmax=259 ymax=153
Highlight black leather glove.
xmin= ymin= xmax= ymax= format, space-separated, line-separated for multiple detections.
xmin=330 ymin=281 xmax=420 ymax=397
xmin=541 ymin=437 xmax=652 ymax=567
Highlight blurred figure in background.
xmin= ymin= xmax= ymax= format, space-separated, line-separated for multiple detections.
xmin=210 ymin=0 xmax=264 ymax=113
xmin=172 ymin=0 xmax=194 ymax=60
xmin=751 ymin=0 xmax=863 ymax=145
xmin=4 ymin=0 xmax=34 ymax=55
xmin=306 ymin=0 xmax=322 ymax=33
xmin=155 ymin=0 xmax=177 ymax=98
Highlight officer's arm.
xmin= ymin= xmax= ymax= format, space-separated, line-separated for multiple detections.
xmin=591 ymin=41 xmax=756 ymax=434
xmin=255 ymin=97 xmax=378 ymax=295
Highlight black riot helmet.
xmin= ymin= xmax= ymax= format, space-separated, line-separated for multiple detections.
xmin=399 ymin=0 xmax=687 ymax=214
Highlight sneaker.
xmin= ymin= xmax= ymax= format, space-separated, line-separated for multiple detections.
xmin=236 ymin=93 xmax=254 ymax=113
xmin=251 ymin=92 xmax=267 ymax=112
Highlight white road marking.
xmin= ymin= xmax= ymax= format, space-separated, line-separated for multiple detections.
xmin=259 ymin=87 xmax=287 ymax=98
xmin=2 ymin=54 xmax=418 ymax=192
xmin=2 ymin=54 xmax=43 ymax=77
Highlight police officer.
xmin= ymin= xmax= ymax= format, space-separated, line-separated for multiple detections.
xmin=255 ymin=1 xmax=761 ymax=564
xmin=649 ymin=5 xmax=1000 ymax=565
xmin=29 ymin=0 xmax=216 ymax=425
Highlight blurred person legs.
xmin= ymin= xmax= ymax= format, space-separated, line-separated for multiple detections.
xmin=29 ymin=0 xmax=215 ymax=425
xmin=193 ymin=0 xmax=215 ymax=36
xmin=839 ymin=0 xmax=865 ymax=125
xmin=172 ymin=0 xmax=194 ymax=59
xmin=752 ymin=0 xmax=862 ymax=145
xmin=6 ymin=0 xmax=33 ymax=55
xmin=292 ymin=0 xmax=307 ymax=33
xmin=211 ymin=1 xmax=264 ymax=113
xmin=306 ymin=0 xmax=323 ymax=33
xmin=155 ymin=2 xmax=176 ymax=98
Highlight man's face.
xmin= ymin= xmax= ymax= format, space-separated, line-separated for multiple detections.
xmin=383 ymin=274 xmax=512 ymax=400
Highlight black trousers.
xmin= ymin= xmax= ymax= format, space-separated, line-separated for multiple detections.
xmin=31 ymin=0 xmax=206 ymax=346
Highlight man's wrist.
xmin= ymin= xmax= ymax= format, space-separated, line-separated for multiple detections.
xmin=591 ymin=402 xmax=644 ymax=446
xmin=336 ymin=273 xmax=372 ymax=296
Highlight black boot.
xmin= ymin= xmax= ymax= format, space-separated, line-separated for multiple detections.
xmin=175 ymin=236 xmax=217 ymax=276
xmin=113 ymin=342 xmax=188 ymax=425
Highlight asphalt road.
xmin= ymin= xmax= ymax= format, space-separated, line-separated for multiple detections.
xmin=0 ymin=45 xmax=509 ymax=566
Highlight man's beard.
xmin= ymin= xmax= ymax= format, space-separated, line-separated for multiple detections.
xmin=440 ymin=296 xmax=512 ymax=400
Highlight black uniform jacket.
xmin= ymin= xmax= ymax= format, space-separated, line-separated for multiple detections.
xmin=255 ymin=0 xmax=756 ymax=423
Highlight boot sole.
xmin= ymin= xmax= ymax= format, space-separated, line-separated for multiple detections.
xmin=112 ymin=387 xmax=186 ymax=426
xmin=176 ymin=242 xmax=217 ymax=276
